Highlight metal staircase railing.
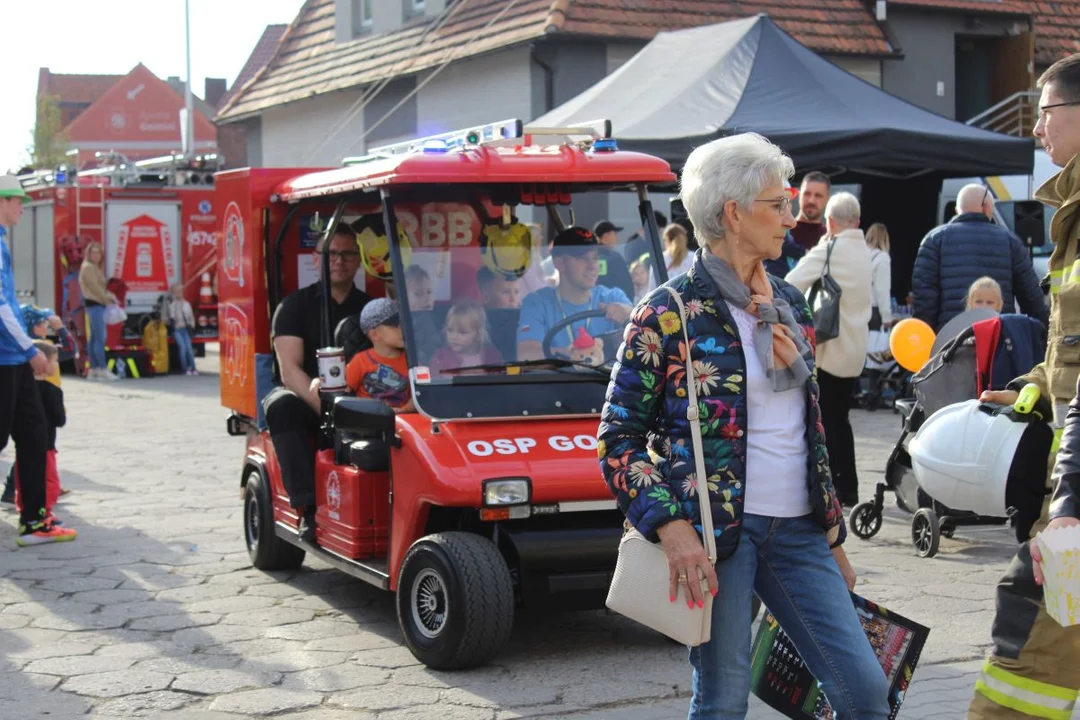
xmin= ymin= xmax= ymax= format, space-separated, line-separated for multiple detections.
xmin=966 ymin=90 xmax=1039 ymax=138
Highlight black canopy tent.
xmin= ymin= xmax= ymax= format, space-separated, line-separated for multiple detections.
xmin=532 ymin=14 xmax=1034 ymax=179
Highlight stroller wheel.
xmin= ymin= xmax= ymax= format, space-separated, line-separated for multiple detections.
xmin=849 ymin=502 xmax=882 ymax=539
xmin=911 ymin=509 xmax=941 ymax=558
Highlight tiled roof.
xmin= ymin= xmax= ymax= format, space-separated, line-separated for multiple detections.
xmin=553 ymin=1 xmax=892 ymax=56
xmin=1030 ymin=1 xmax=1080 ymax=65
xmin=216 ymin=0 xmax=891 ymax=122
xmin=37 ymin=69 xmax=123 ymax=105
xmin=886 ymin=0 xmax=1030 ymax=14
xmin=218 ymin=24 xmax=288 ymax=111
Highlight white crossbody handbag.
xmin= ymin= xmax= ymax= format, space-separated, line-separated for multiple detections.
xmin=605 ymin=287 xmax=717 ymax=646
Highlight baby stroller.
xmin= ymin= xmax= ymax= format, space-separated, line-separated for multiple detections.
xmin=848 ymin=313 xmax=1047 ymax=557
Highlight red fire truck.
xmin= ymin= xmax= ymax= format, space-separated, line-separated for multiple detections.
xmin=11 ymin=153 xmax=220 ymax=375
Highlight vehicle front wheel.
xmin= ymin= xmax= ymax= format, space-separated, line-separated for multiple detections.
xmin=244 ymin=469 xmax=305 ymax=570
xmin=397 ymin=532 xmax=514 ymax=670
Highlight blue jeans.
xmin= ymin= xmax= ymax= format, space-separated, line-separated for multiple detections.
xmin=688 ymin=514 xmax=891 ymax=720
xmin=174 ymin=327 xmax=195 ymax=372
xmin=86 ymin=304 xmax=107 ymax=370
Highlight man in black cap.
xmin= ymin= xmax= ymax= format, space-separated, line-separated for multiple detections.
xmin=517 ymin=226 xmax=632 ymax=361
xmin=592 ymin=220 xmax=635 ymax=299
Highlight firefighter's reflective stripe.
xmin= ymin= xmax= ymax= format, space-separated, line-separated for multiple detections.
xmin=974 ymin=662 xmax=1077 ymax=719
xmin=1049 ymin=259 xmax=1080 ymax=293
xmin=1052 ymin=427 xmax=1064 ymax=453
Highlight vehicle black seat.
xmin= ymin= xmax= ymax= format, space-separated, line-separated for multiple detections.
xmin=335 ymin=315 xmax=371 ymax=364
xmin=333 ymin=397 xmax=394 ymax=471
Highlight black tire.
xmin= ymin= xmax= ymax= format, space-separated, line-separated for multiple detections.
xmin=396 ymin=532 xmax=514 ymax=670
xmin=849 ymin=502 xmax=882 ymax=540
xmin=243 ymin=470 xmax=305 ymax=570
xmin=911 ymin=509 xmax=940 ymax=558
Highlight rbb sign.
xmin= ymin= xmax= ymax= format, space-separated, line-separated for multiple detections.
xmin=466 ymin=435 xmax=599 ymax=457
xmin=396 ymin=203 xmax=480 ymax=248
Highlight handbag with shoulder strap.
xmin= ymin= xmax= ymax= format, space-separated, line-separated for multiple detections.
xmin=807 ymin=238 xmax=842 ymax=343
xmin=605 ymin=286 xmax=717 ymax=646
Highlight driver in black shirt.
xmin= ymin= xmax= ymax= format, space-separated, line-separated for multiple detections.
xmin=263 ymin=225 xmax=372 ymax=544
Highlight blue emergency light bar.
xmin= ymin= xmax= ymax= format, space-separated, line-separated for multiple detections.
xmin=343 ymin=118 xmax=615 ymax=165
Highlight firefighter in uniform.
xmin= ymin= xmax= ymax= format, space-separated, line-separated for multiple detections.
xmin=970 ymin=54 xmax=1080 ymax=719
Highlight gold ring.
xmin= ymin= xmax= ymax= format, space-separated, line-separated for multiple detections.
xmin=677 ymin=573 xmax=689 ymax=584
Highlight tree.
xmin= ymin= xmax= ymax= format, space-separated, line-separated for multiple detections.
xmin=27 ymin=94 xmax=68 ymax=169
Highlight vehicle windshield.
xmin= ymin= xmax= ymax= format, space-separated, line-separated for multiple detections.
xmin=379 ymin=187 xmax=665 ymax=419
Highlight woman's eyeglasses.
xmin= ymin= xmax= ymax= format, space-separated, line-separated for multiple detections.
xmin=754 ymin=196 xmax=794 ymax=215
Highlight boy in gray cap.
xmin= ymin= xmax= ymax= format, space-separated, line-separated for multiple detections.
xmin=344 ymin=298 xmax=414 ymax=413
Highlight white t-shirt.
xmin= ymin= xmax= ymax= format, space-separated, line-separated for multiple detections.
xmin=726 ymin=302 xmax=812 ymax=518
xmin=664 ymin=250 xmax=694 ymax=278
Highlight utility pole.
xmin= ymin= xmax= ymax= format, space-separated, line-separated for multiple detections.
xmin=183 ymin=0 xmax=195 ymax=160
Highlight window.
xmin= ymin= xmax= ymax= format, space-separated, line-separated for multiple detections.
xmin=353 ymin=0 xmax=372 ymax=33
xmin=412 ymin=0 xmax=426 ymax=9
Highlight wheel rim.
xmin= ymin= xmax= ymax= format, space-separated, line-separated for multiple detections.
xmin=853 ymin=507 xmax=880 ymax=537
xmin=245 ymin=491 xmax=260 ymax=550
xmin=411 ymin=568 xmax=448 ymax=639
xmin=913 ymin=515 xmax=933 ymax=553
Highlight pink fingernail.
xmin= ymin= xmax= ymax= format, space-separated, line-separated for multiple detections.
xmin=710 ymin=588 xmax=718 ymax=597
xmin=697 ymin=600 xmax=704 ymax=609
xmin=687 ymin=600 xmax=694 ymax=609
xmin=669 ymin=595 xmax=676 ymax=603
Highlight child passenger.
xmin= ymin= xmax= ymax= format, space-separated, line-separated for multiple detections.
xmin=429 ymin=300 xmax=503 ymax=375
xmin=345 ymin=298 xmax=414 ymax=413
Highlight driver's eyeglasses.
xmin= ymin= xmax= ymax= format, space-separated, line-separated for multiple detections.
xmin=326 ymin=250 xmax=360 ymax=262
xmin=754 ymin=196 xmax=793 ymax=215
xmin=1038 ymin=101 xmax=1080 ymax=121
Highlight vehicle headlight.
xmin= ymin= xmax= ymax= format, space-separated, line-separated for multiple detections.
xmin=483 ymin=478 xmax=530 ymax=506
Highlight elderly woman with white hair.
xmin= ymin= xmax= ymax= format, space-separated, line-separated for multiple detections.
xmin=598 ymin=134 xmax=889 ymax=719
xmin=786 ymin=192 xmax=873 ymax=509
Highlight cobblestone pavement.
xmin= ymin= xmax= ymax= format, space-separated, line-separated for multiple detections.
xmin=1 ymin=350 xmax=1076 ymax=719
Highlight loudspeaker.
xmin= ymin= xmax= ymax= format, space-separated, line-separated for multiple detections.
xmin=1013 ymin=200 xmax=1045 ymax=248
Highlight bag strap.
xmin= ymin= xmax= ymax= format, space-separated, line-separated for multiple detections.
xmin=662 ymin=287 xmax=717 ymax=563
xmin=822 ymin=237 xmax=836 ymax=277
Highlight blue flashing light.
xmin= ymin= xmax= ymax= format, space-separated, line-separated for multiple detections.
xmin=422 ymin=139 xmax=450 ymax=153
xmin=593 ymin=138 xmax=619 ymax=152
xmin=55 ymin=167 xmax=67 ymax=184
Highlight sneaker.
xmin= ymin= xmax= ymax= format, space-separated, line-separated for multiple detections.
xmin=44 ymin=512 xmax=63 ymax=526
xmin=17 ymin=519 xmax=77 ymax=547
xmin=100 ymin=370 xmax=120 ymax=382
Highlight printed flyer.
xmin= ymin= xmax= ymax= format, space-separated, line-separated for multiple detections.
xmin=749 ymin=593 xmax=929 ymax=720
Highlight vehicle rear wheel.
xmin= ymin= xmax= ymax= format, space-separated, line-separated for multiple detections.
xmin=396 ymin=532 xmax=514 ymax=670
xmin=244 ymin=470 xmax=305 ymax=570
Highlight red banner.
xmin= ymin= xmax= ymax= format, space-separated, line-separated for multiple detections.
xmin=113 ymin=214 xmax=172 ymax=293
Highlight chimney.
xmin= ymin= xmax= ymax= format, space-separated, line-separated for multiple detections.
xmin=204 ymin=78 xmax=227 ymax=109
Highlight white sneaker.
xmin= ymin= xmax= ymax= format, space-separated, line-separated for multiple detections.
xmin=85 ymin=369 xmax=101 ymax=381
xmin=101 ymin=370 xmax=120 ymax=382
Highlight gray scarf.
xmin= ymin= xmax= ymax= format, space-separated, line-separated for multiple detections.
xmin=700 ymin=250 xmax=812 ymax=392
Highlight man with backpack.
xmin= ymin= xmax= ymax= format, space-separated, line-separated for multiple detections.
xmin=970 ymin=53 xmax=1080 ymax=719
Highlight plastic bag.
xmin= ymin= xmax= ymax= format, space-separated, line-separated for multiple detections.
xmin=104 ymin=303 xmax=127 ymax=326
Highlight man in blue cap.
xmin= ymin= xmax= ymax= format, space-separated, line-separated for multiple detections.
xmin=0 ymin=175 xmax=76 ymax=545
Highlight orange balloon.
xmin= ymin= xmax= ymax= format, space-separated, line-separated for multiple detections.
xmin=889 ymin=318 xmax=936 ymax=372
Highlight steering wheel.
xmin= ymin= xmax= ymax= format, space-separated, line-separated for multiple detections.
xmin=541 ymin=309 xmax=625 ymax=363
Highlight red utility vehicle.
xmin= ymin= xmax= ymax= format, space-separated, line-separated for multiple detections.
xmin=13 ymin=155 xmax=220 ymax=374
xmin=219 ymin=119 xmax=676 ymax=669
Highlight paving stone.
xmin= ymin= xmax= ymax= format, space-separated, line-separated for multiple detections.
xmin=92 ymin=690 xmax=199 ymax=717
xmin=266 ymin=618 xmax=358 ymax=641
xmin=378 ymin=705 xmax=498 ymax=720
xmin=218 ymin=606 xmax=315 ymax=627
xmin=280 ymin=663 xmax=390 ymax=692
xmin=37 ymin=576 xmax=121 ymax=593
xmin=236 ymin=649 xmax=350 ymax=673
xmin=304 ymin=632 xmax=400 ymax=653
xmin=128 ymin=612 xmax=221 ymax=632
xmin=188 ymin=593 xmax=280 ymax=615
xmin=132 ymin=653 xmax=242 ymax=676
xmin=209 ymin=687 xmax=323 ymax=715
xmin=71 ymin=587 xmax=155 ymax=604
xmin=60 ymin=669 xmax=173 ymax=698
xmin=23 ymin=654 xmax=136 ymax=676
xmin=170 ymin=623 xmax=266 ymax=650
xmin=155 ymin=583 xmax=240 ymax=604
xmin=333 ymin=684 xmax=442 ymax=711
xmin=172 ymin=668 xmax=282 ymax=694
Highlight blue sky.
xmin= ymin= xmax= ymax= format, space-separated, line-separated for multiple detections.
xmin=3 ymin=0 xmax=304 ymax=173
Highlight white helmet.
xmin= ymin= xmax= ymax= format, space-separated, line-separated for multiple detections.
xmin=908 ymin=399 xmax=1052 ymax=519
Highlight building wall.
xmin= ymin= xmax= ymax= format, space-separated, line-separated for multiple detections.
xmin=882 ymin=10 xmax=1022 ymax=119
xmin=415 ymin=46 xmax=534 ymax=136
xmin=607 ymin=41 xmax=647 ymax=75
xmin=261 ymin=88 xmax=367 ymax=167
xmin=826 ymin=55 xmax=882 ymax=87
